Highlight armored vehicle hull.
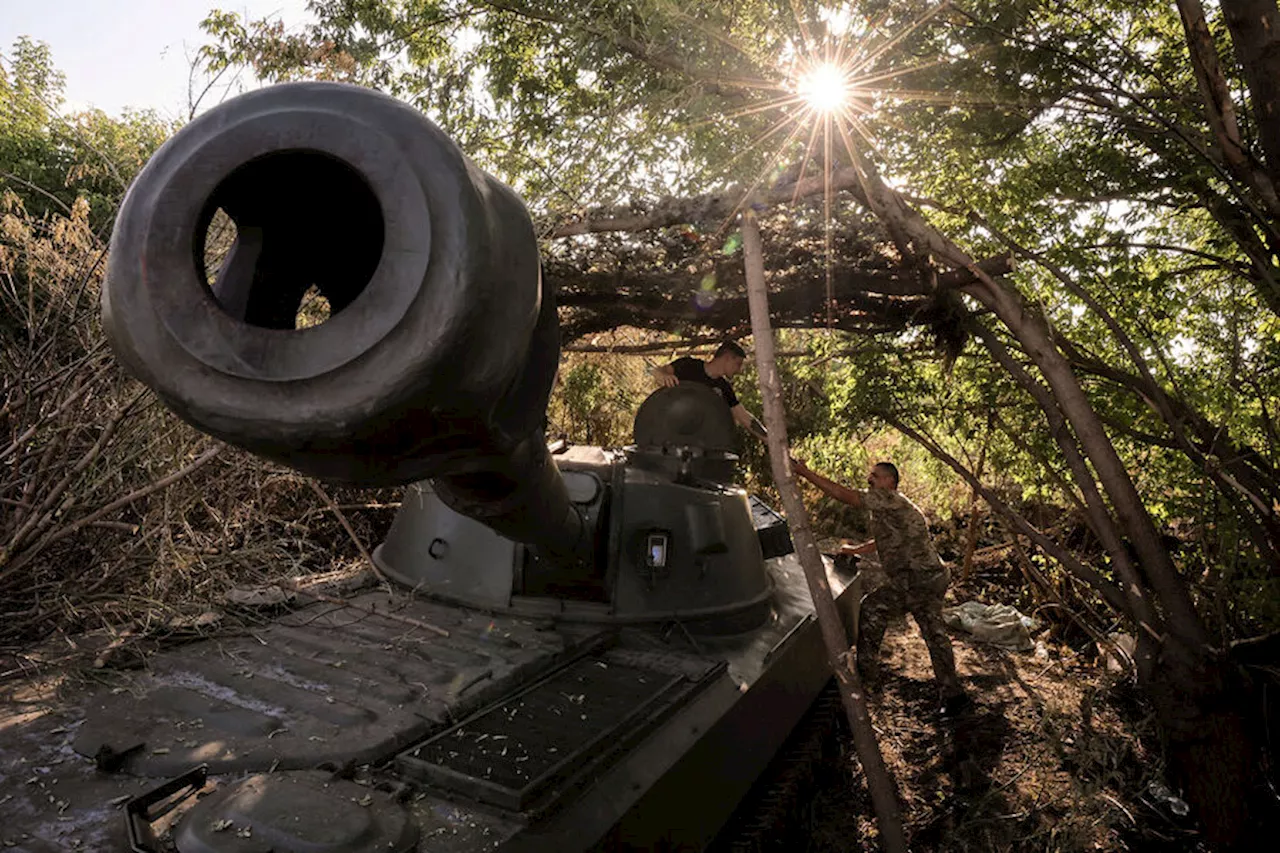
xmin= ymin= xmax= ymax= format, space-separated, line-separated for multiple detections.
xmin=0 ymin=551 xmax=859 ymax=853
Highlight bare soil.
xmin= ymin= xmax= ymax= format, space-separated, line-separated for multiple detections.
xmin=806 ymin=622 xmax=1207 ymax=852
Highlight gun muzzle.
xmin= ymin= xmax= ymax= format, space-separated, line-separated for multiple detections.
xmin=102 ymin=82 xmax=584 ymax=562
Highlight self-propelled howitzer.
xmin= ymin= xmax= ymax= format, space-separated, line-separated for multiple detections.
xmin=58 ymin=82 xmax=865 ymax=853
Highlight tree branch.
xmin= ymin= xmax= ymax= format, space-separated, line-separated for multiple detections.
xmin=548 ymin=166 xmax=871 ymax=237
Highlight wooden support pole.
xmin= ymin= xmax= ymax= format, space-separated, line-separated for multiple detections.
xmin=740 ymin=210 xmax=908 ymax=853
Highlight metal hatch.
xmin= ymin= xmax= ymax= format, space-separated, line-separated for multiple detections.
xmin=172 ymin=771 xmax=419 ymax=853
xmin=397 ymin=648 xmax=722 ymax=814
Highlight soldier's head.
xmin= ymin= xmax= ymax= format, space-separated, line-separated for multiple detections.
xmin=708 ymin=341 xmax=746 ymax=377
xmin=868 ymin=461 xmax=900 ymax=490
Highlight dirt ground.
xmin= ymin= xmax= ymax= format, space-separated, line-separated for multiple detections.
xmin=802 ymin=621 xmax=1207 ymax=852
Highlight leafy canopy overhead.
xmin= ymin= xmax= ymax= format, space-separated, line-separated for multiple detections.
xmin=196 ymin=2 xmax=1280 ymax=317
xmin=199 ymin=1 xmax=930 ymax=211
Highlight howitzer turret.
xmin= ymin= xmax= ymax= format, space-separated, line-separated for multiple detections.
xmin=72 ymin=82 xmax=869 ymax=853
xmin=103 ymin=81 xmax=781 ymax=631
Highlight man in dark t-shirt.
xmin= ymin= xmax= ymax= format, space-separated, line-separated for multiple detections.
xmin=651 ymin=341 xmax=767 ymax=441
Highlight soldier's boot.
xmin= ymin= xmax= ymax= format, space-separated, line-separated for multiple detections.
xmin=938 ymin=691 xmax=972 ymax=718
xmin=925 ymin=643 xmax=964 ymax=700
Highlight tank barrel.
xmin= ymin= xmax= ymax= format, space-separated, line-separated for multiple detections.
xmin=101 ymin=82 xmax=585 ymax=562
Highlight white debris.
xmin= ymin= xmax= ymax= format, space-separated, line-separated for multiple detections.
xmin=942 ymin=601 xmax=1040 ymax=651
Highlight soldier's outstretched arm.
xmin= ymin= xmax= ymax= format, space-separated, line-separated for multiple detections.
xmin=731 ymin=404 xmax=768 ymax=441
xmin=790 ymin=458 xmax=865 ymax=508
xmin=839 ymin=540 xmax=878 ymax=556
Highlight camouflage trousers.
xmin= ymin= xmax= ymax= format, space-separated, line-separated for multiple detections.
xmin=857 ymin=566 xmax=962 ymax=695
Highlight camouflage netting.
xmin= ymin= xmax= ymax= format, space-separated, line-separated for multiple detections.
xmin=540 ymin=199 xmax=976 ymax=354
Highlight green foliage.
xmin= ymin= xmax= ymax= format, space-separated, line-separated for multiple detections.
xmin=546 ymin=351 xmax=650 ymax=446
xmin=551 ymin=358 xmax=641 ymax=445
xmin=197 ymin=1 xmax=831 ymax=210
xmin=0 ymin=38 xmax=72 ymax=228
xmin=0 ymin=38 xmax=174 ymax=231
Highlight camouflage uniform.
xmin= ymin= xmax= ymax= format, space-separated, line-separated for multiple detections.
xmin=856 ymin=488 xmax=962 ymax=696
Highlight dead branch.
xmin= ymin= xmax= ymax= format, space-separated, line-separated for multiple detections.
xmin=307 ymin=480 xmax=392 ymax=586
xmin=551 ymin=167 xmax=870 ymax=237
xmin=19 ymin=444 xmax=227 ymax=560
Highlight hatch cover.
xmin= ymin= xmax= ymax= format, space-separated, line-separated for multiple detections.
xmin=173 ymin=771 xmax=418 ymax=853
xmin=397 ymin=648 xmax=721 ymax=814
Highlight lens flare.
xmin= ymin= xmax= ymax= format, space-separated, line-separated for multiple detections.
xmin=797 ymin=62 xmax=848 ymax=113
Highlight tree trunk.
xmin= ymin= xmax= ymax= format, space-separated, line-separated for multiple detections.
xmin=1220 ymin=0 xmax=1280 ymax=194
xmin=966 ymin=265 xmax=1259 ymax=852
xmin=1177 ymin=0 xmax=1280 ymax=216
xmin=971 ymin=321 xmax=1147 ymax=617
xmin=741 ymin=210 xmax=908 ymax=853
xmin=971 ymin=280 xmax=1203 ymax=646
xmin=1136 ymin=633 xmax=1257 ymax=848
xmin=959 ymin=429 xmax=988 ymax=581
xmin=833 ymin=144 xmax=1190 ymax=642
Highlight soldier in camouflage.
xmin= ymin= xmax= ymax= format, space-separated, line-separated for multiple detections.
xmin=790 ymin=458 xmax=969 ymax=715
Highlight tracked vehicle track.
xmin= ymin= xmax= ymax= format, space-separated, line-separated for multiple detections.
xmin=709 ymin=683 xmax=849 ymax=852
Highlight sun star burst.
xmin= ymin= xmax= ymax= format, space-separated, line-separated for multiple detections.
xmin=797 ymin=62 xmax=849 ymax=114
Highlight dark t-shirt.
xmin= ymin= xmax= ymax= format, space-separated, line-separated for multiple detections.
xmin=670 ymin=357 xmax=739 ymax=408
